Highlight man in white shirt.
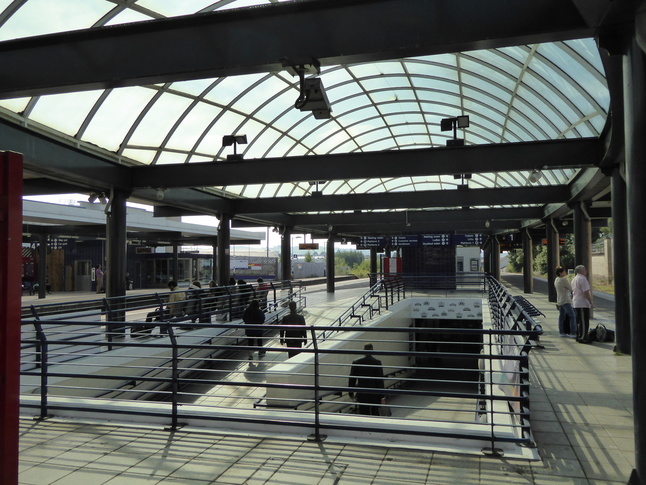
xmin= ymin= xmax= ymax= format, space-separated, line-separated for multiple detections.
xmin=554 ymin=266 xmax=576 ymax=338
xmin=571 ymin=265 xmax=594 ymax=343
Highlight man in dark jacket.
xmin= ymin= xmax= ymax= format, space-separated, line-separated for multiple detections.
xmin=280 ymin=301 xmax=307 ymax=358
xmin=349 ymin=343 xmax=386 ymax=415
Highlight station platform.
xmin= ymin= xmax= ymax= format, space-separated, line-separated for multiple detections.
xmin=17 ymin=275 xmax=634 ymax=484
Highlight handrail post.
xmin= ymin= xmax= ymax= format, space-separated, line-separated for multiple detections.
xmin=307 ymin=327 xmax=326 ymax=442
xmin=32 ymin=320 xmax=49 ymax=420
xmin=167 ymin=324 xmax=179 ymax=431
xmin=483 ymin=329 xmax=503 ymax=457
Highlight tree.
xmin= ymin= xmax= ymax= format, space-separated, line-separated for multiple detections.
xmin=304 ymin=251 xmax=313 ymax=263
xmin=506 ymin=250 xmax=524 ymax=273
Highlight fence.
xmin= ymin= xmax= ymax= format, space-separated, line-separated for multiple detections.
xmin=20 ymin=275 xmax=541 ymax=456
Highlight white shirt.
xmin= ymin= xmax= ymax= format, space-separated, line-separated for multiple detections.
xmin=571 ymin=273 xmax=591 ymax=308
xmin=554 ymin=276 xmax=572 ymax=306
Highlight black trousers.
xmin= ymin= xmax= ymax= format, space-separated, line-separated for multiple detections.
xmin=575 ymin=307 xmax=590 ymax=341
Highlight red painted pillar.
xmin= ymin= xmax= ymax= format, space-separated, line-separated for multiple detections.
xmin=0 ymin=151 xmax=22 ymax=484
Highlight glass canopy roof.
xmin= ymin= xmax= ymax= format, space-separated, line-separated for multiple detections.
xmin=0 ymin=0 xmax=609 ymax=211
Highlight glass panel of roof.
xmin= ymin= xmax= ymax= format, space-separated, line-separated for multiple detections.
xmin=567 ymin=39 xmax=606 ymax=75
xmin=466 ymin=50 xmax=522 ymax=79
xmin=460 ymin=73 xmax=513 ymax=106
xmin=170 ymin=79 xmax=219 ymax=97
xmin=379 ymin=101 xmax=422 ymax=115
xmin=28 ymin=91 xmax=102 ymax=137
xmin=203 ymin=73 xmax=267 ymax=106
xmin=359 ymin=76 xmax=411 ymax=92
xmin=195 ymin=109 xmax=247 ymax=151
xmin=166 ymin=103 xmax=223 ymax=152
xmin=333 ymin=93 xmax=378 ymax=115
xmin=0 ymin=98 xmax=29 ymax=114
xmin=121 ymin=148 xmax=155 ymax=165
xmin=246 ymin=128 xmax=281 ymax=158
xmin=155 ymin=150 xmax=191 ymax=165
xmin=406 ymin=58 xmax=459 ymax=80
xmin=127 ymin=92 xmax=194 ymax=147
xmin=362 ymin=137 xmax=399 ymax=152
xmin=233 ymin=75 xmax=290 ymax=115
xmin=82 ymin=87 xmax=157 ymax=152
xmin=368 ymin=89 xmax=414 ymax=104
xmin=104 ymin=8 xmax=153 ymax=26
xmin=0 ymin=0 xmax=111 ymax=40
xmin=339 ymin=105 xmax=382 ymax=127
xmin=255 ymin=90 xmax=294 ymax=124
xmin=136 ymin=0 xmax=215 ymax=16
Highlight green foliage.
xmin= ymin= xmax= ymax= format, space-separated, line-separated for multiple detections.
xmin=335 ymin=250 xmax=364 ymax=267
xmin=350 ymin=259 xmax=371 ymax=278
xmin=304 ymin=251 xmax=313 ymax=263
xmin=533 ymin=243 xmax=548 ymax=275
xmin=506 ymin=250 xmax=524 ymax=273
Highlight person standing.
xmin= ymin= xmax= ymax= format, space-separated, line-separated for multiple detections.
xmin=280 ymin=301 xmax=307 ymax=358
xmin=348 ymin=343 xmax=386 ymax=416
xmin=572 ymin=265 xmax=594 ymax=343
xmin=95 ymin=264 xmax=104 ymax=294
xmin=554 ymin=266 xmax=576 ymax=338
xmin=243 ymin=299 xmax=266 ymax=360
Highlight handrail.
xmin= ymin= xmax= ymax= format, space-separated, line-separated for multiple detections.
xmin=19 ymin=274 xmax=541 ymax=455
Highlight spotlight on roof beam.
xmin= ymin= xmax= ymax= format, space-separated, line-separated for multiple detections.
xmin=440 ymin=115 xmax=469 ymax=147
xmin=222 ymin=134 xmax=247 ymax=161
xmin=289 ymin=61 xmax=331 ymax=120
xmin=88 ymin=193 xmax=98 ymax=203
xmin=528 ymin=169 xmax=543 ymax=184
xmin=98 ymin=193 xmax=108 ymax=205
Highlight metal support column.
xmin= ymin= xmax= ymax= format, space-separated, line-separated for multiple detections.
xmin=37 ymin=232 xmax=47 ymax=299
xmin=0 ymin=151 xmax=22 ymax=485
xmin=573 ymin=201 xmax=592 ymax=277
xmin=491 ymin=236 xmax=500 ymax=281
xmin=172 ymin=244 xmax=179 ymax=281
xmin=546 ymin=218 xmax=559 ymax=302
xmin=483 ymin=241 xmax=492 ymax=275
xmin=370 ymin=248 xmax=378 ymax=286
xmin=280 ymin=227 xmax=291 ymax=280
xmin=522 ymin=229 xmax=534 ymax=294
xmin=612 ymin=166 xmax=630 ymax=354
xmin=106 ymin=190 xmax=129 ymax=335
xmin=106 ymin=190 xmax=128 ymax=298
xmin=217 ymin=214 xmax=231 ymax=286
xmin=326 ymin=231 xmax=336 ymax=293
xmin=624 ymin=35 xmax=646 ymax=484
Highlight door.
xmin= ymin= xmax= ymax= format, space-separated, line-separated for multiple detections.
xmin=74 ymin=260 xmax=92 ymax=292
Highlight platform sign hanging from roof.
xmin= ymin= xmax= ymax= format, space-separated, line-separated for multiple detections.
xmin=421 ymin=234 xmax=451 ymax=246
xmin=453 ymin=234 xmax=484 ymax=246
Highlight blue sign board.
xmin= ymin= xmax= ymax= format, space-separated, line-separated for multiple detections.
xmin=357 ymin=236 xmax=387 ymax=248
xmin=391 ymin=235 xmax=419 ymax=247
xmin=421 ymin=234 xmax=451 ymax=246
xmin=453 ymin=234 xmax=484 ymax=246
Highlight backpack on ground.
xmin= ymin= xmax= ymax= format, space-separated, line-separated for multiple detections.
xmin=594 ymin=324 xmax=615 ymax=342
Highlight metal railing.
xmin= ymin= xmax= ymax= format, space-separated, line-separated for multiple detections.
xmin=19 ymin=274 xmax=541 ymax=455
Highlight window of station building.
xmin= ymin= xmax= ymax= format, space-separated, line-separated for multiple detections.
xmin=457 ymin=256 xmax=464 ymax=272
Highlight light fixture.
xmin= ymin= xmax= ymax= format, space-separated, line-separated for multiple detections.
xmin=222 ymin=134 xmax=248 ymax=161
xmin=98 ymin=193 xmax=108 ymax=205
xmin=88 ymin=193 xmax=98 ymax=203
xmin=485 ymin=220 xmax=491 ymax=228
xmin=528 ymin=169 xmax=543 ymax=184
xmin=440 ymin=115 xmax=469 ymax=147
xmin=156 ymin=188 xmax=167 ymax=201
xmin=309 ymin=180 xmax=325 ymax=196
xmin=287 ymin=61 xmax=331 ymax=119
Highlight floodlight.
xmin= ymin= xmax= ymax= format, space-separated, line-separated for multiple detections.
xmin=528 ymin=169 xmax=543 ymax=184
xmin=457 ymin=115 xmax=470 ymax=128
xmin=98 ymin=193 xmax=108 ymax=205
xmin=222 ymin=134 xmax=248 ymax=160
xmin=295 ymin=75 xmax=331 ymax=119
xmin=88 ymin=193 xmax=98 ymax=203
